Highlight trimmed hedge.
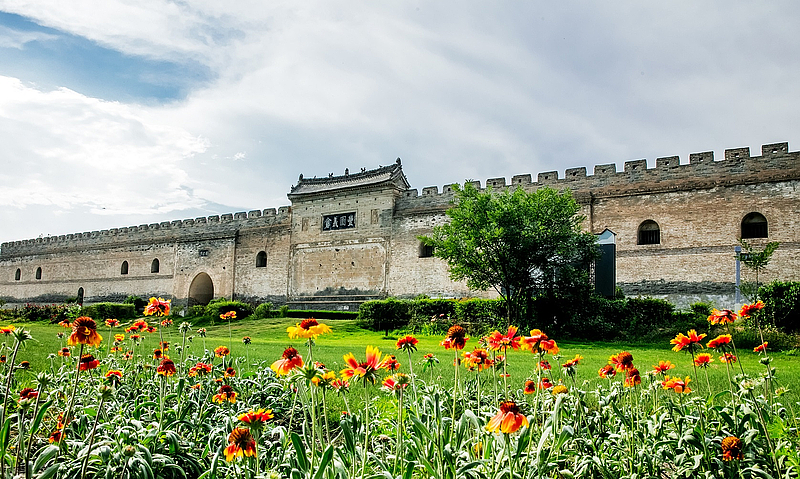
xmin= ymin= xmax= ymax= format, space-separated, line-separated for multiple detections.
xmin=358 ymin=299 xmax=412 ymax=335
xmin=286 ymin=310 xmax=359 ymax=320
xmin=81 ymin=303 xmax=136 ymax=321
xmin=759 ymin=281 xmax=800 ymax=332
xmin=204 ymin=300 xmax=254 ymax=321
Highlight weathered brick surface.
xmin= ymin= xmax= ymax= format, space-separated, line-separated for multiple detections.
xmin=1 ymin=142 xmax=799 ymax=310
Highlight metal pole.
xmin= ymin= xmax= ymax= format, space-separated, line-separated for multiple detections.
xmin=734 ymin=245 xmax=741 ymax=304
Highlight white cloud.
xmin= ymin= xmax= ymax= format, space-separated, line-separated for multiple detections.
xmin=0 ymin=24 xmax=57 ymax=48
xmin=0 ymin=76 xmax=209 ymax=214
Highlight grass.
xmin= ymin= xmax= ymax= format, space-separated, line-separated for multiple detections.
xmin=7 ymin=316 xmax=798 ymax=405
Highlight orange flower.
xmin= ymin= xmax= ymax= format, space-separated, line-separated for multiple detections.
xmin=287 ymin=318 xmax=332 ymax=339
xmin=462 ymin=348 xmax=492 ymax=371
xmin=78 ymin=354 xmax=99 ymax=371
xmin=486 ymin=325 xmax=521 ymax=351
xmin=721 ymin=436 xmax=743 ymax=461
xmin=114 ymin=334 xmax=125 ymax=342
xmin=160 ymin=319 xmax=172 ymax=327
xmin=441 ymin=325 xmax=469 ymax=350
xmin=0 ymin=325 xmax=15 ymax=335
xmin=157 ymin=358 xmax=176 ymax=376
xmin=708 ymin=309 xmax=737 ymax=325
xmin=68 ymin=317 xmax=103 ymax=348
xmin=104 ymin=370 xmax=123 ymax=386
xmin=214 ymin=346 xmax=231 ymax=358
xmin=144 ymin=297 xmax=171 ymax=317
xmin=520 ymin=329 xmax=559 ymax=355
xmin=19 ymin=388 xmax=38 ymax=400
xmin=652 ymin=360 xmax=675 ymax=375
xmin=105 ymin=318 xmax=119 ymax=327
xmin=738 ymin=301 xmax=764 ymax=319
xmin=706 ymin=334 xmax=732 ymax=350
xmin=662 ymin=375 xmax=692 ymax=393
xmin=539 ymin=377 xmax=553 ymax=390
xmin=225 ymin=367 xmax=236 ymax=378
xmin=562 ymin=354 xmax=584 ymax=369
xmin=598 ymin=364 xmax=616 ymax=379
xmin=213 ymin=384 xmax=237 ymax=403
xmin=382 ymin=373 xmax=410 ymax=392
xmin=58 ymin=347 xmax=71 ymax=357
xmin=331 ymin=378 xmax=350 ymax=392
xmin=624 ymin=367 xmax=641 ymax=387
xmin=694 ymin=353 xmax=713 ymax=368
xmin=270 ymin=347 xmax=304 ymax=376
xmin=523 ymin=380 xmax=537 ymax=394
xmin=486 ymin=400 xmax=528 ymax=434
xmin=224 ymin=427 xmax=256 ymax=462
xmin=610 ymin=351 xmax=634 ymax=371
xmin=720 ymin=353 xmax=737 ymax=363
xmin=384 ymin=356 xmax=401 ymax=372
xmin=538 ymin=360 xmax=551 ymax=371
xmin=189 ymin=362 xmax=214 ymax=377
xmin=753 ymin=342 xmax=768 ymax=353
xmin=220 ymin=311 xmax=237 ymax=321
xmin=341 ymin=345 xmax=390 ymax=384
xmin=670 ymin=330 xmax=706 ymax=353
xmin=238 ymin=409 xmax=274 ymax=430
xmin=153 ymin=349 xmax=165 ymax=360
xmin=396 ymin=335 xmax=419 ymax=352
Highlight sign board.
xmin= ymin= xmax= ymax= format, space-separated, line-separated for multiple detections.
xmin=323 ymin=212 xmax=356 ymax=231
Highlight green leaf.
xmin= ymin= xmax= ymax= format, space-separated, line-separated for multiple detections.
xmin=290 ymin=432 xmax=310 ymax=472
xmin=313 ymin=445 xmax=334 ymax=479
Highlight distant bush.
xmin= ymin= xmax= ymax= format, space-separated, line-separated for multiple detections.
xmin=204 ymin=299 xmax=253 ymax=322
xmin=81 ymin=303 xmax=136 ymax=321
xmin=758 ymin=281 xmax=800 ymax=332
xmin=285 ymin=310 xmax=358 ymax=320
xmin=358 ymin=299 xmax=412 ymax=336
xmin=15 ymin=303 xmax=72 ymax=323
xmin=732 ymin=327 xmax=798 ymax=351
xmin=253 ymin=302 xmax=276 ymax=319
xmin=123 ymin=295 xmax=148 ymax=314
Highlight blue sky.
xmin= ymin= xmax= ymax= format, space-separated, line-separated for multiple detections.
xmin=0 ymin=2 xmax=799 ymax=244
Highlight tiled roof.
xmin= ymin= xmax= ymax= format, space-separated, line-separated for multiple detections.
xmin=288 ymin=160 xmax=410 ymax=198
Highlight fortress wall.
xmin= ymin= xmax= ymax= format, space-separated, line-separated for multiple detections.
xmin=387 ymin=211 xmax=494 ymax=299
xmin=233 ymin=224 xmax=292 ymax=304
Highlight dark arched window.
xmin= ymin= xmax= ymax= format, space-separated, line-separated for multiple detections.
xmin=35 ymin=267 xmax=42 ymax=280
xmin=151 ymin=258 xmax=160 ymax=273
xmin=121 ymin=261 xmax=129 ymax=275
xmin=255 ymin=251 xmax=267 ymax=268
xmin=638 ymin=220 xmax=660 ymax=245
xmin=742 ymin=212 xmax=768 ymax=239
xmin=419 ymin=242 xmax=435 ymax=258
xmin=14 ymin=269 xmax=20 ymax=281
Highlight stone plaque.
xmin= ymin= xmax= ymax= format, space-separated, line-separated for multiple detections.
xmin=323 ymin=212 xmax=356 ymax=231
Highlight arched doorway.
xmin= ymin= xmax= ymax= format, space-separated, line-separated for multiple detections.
xmin=188 ymin=273 xmax=214 ymax=306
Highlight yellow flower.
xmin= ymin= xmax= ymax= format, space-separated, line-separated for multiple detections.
xmin=287 ymin=318 xmax=332 ymax=339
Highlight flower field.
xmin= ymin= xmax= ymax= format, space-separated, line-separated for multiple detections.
xmin=0 ymin=299 xmax=798 ymax=478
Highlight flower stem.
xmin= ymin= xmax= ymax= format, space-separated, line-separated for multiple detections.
xmin=79 ymin=395 xmax=106 ymax=479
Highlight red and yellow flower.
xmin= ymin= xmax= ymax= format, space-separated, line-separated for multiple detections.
xmin=224 ymin=427 xmax=256 ymax=462
xmin=662 ymin=375 xmax=691 ymax=393
xmin=238 ymin=409 xmax=274 ymax=430
xmin=105 ymin=318 xmax=119 ymax=327
xmin=220 ymin=311 xmax=237 ymax=321
xmin=708 ymin=309 xmax=737 ymax=325
xmin=721 ymin=436 xmax=743 ymax=461
xmin=670 ymin=330 xmax=706 ymax=353
xmin=720 ymin=353 xmax=737 ymax=363
xmin=486 ymin=400 xmax=528 ymax=434
xmin=189 ymin=362 xmax=214 ymax=377
xmin=104 ymin=370 xmax=123 ymax=386
xmin=58 ymin=347 xmax=71 ymax=357
xmin=523 ymin=380 xmax=537 ymax=394
xmin=213 ymin=384 xmax=237 ymax=403
xmin=653 ymin=360 xmax=675 ymax=375
xmin=270 ymin=347 xmax=304 ymax=376
xmin=624 ymin=368 xmax=641 ymax=387
xmin=144 ymin=297 xmax=171 ymax=317
xmin=738 ymin=301 xmax=764 ymax=319
xmin=214 ymin=346 xmax=231 ymax=358
xmin=598 ymin=364 xmax=616 ymax=379
xmin=562 ymin=354 xmax=584 ymax=369
xmin=114 ymin=333 xmax=125 ymax=342
xmin=610 ymin=351 xmax=634 ymax=371
xmin=341 ymin=345 xmax=390 ymax=384
xmin=396 ymin=335 xmax=419 ymax=352
xmin=462 ymin=348 xmax=492 ymax=371
xmin=157 ymin=358 xmax=176 ymax=377
xmin=441 ymin=325 xmax=469 ymax=350
xmin=384 ymin=355 xmax=401 ymax=372
xmin=78 ymin=354 xmax=99 ymax=371
xmin=754 ymin=342 xmax=768 ymax=353
xmin=382 ymin=373 xmax=410 ymax=392
xmin=694 ymin=353 xmax=713 ymax=368
xmin=486 ymin=325 xmax=521 ymax=351
xmin=287 ymin=318 xmax=332 ymax=339
xmin=68 ymin=317 xmax=103 ymax=348
xmin=520 ymin=329 xmax=559 ymax=355
xmin=706 ymin=334 xmax=732 ymax=350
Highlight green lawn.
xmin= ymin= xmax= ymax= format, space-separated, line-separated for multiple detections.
xmin=7 ymin=316 xmax=797 ymax=404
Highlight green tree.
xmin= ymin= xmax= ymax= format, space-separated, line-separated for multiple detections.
xmin=738 ymin=239 xmax=780 ymax=301
xmin=420 ymin=183 xmax=599 ymax=326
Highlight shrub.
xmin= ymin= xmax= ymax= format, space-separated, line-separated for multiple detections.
xmin=80 ymin=303 xmax=136 ymax=321
xmin=732 ymin=327 xmax=798 ymax=351
xmin=285 ymin=310 xmax=358 ymax=320
xmin=758 ymin=281 xmax=800 ymax=332
xmin=123 ymin=295 xmax=148 ymax=314
xmin=253 ymin=302 xmax=275 ymax=319
xmin=455 ymin=298 xmax=506 ymax=325
xmin=16 ymin=303 xmax=72 ymax=323
xmin=186 ymin=305 xmax=207 ymax=318
xmin=410 ymin=298 xmax=457 ymax=323
xmin=358 ymin=299 xmax=412 ymax=336
xmin=204 ymin=300 xmax=253 ymax=322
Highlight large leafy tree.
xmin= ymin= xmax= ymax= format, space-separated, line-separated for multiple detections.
xmin=420 ymin=183 xmax=599 ymax=326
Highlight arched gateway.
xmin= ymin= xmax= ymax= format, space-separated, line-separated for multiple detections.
xmin=188 ymin=273 xmax=214 ymax=306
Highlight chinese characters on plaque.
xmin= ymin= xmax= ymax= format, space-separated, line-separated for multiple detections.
xmin=322 ymin=212 xmax=356 ymax=231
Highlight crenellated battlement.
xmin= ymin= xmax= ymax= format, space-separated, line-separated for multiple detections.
xmin=395 ymin=141 xmax=800 ymax=213
xmin=0 ymin=206 xmax=292 ymax=257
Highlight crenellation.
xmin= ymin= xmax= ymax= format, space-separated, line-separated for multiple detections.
xmin=624 ymin=160 xmax=647 ymax=173
xmin=594 ymin=164 xmax=616 ymax=176
xmin=263 ymin=208 xmax=276 ymax=216
xmin=278 ymin=206 xmax=291 ymax=216
xmin=248 ymin=210 xmax=261 ymax=218
xmin=404 ymin=189 xmax=418 ymax=198
xmin=160 ymin=221 xmax=170 ymax=228
xmin=565 ymin=167 xmax=587 ymax=179
xmin=221 ymin=214 xmax=233 ymax=222
xmin=725 ymin=147 xmax=750 ymax=161
xmin=511 ymin=174 xmax=532 ymax=185
xmin=171 ymin=220 xmax=182 ymax=227
xmin=422 ymin=186 xmax=439 ymax=195
xmin=538 ymin=171 xmax=559 ymax=184
xmin=763 ymin=142 xmax=789 ymax=156
xmin=234 ymin=212 xmax=247 ymax=220
xmin=689 ymin=151 xmax=714 ymax=164
xmin=487 ymin=177 xmax=506 ymax=188
xmin=656 ymin=156 xmax=680 ymax=168
xmin=208 ymin=216 xmax=220 ymax=223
